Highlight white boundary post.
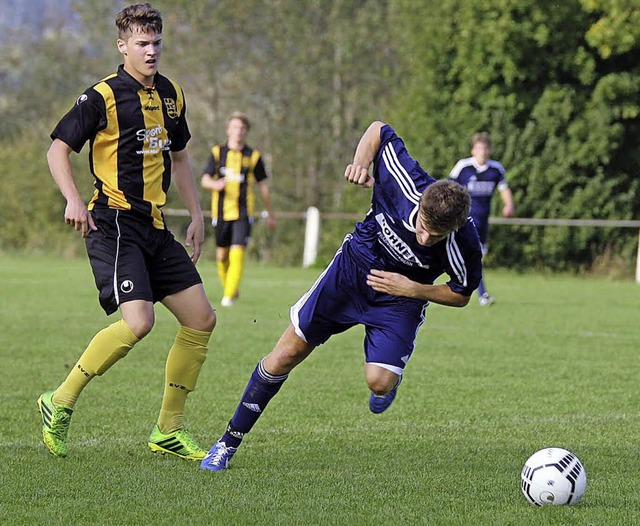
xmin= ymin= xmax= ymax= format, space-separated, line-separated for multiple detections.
xmin=303 ymin=206 xmax=320 ymax=268
xmin=636 ymin=228 xmax=640 ymax=284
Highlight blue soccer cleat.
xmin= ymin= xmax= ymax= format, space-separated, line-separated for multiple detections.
xmin=369 ymin=377 xmax=402 ymax=414
xmin=200 ymin=440 xmax=237 ymax=471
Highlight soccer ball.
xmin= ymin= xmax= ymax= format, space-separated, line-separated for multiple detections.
xmin=520 ymin=447 xmax=587 ymax=506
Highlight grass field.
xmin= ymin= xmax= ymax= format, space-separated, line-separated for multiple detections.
xmin=1 ymin=255 xmax=639 ymax=525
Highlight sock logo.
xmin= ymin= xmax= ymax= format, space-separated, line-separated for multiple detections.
xmin=77 ymin=364 xmax=90 ymax=377
xmin=169 ymin=382 xmax=187 ymax=390
xmin=120 ymin=280 xmax=134 ymax=293
xmin=242 ymin=402 xmax=262 ymax=413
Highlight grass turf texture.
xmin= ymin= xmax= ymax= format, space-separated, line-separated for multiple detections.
xmin=1 ymin=255 xmax=639 ymax=525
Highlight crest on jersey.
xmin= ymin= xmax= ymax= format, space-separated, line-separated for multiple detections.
xmin=163 ymin=98 xmax=179 ymax=118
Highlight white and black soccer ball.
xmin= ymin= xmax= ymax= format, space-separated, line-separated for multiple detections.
xmin=520 ymin=447 xmax=587 ymax=506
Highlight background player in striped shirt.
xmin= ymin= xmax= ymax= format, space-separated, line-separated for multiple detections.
xmin=38 ymin=3 xmax=216 ymax=461
xmin=201 ymin=121 xmax=483 ymax=471
xmin=449 ymin=132 xmax=515 ymax=306
xmin=201 ymin=112 xmax=276 ymax=307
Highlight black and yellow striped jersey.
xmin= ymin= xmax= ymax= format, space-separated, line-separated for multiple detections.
xmin=50 ymin=65 xmax=191 ymax=229
xmin=203 ymin=144 xmax=267 ymax=221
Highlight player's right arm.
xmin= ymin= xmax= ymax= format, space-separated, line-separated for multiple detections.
xmin=344 ymin=120 xmax=385 ymax=188
xmin=46 ymin=138 xmax=96 ymax=238
xmin=200 ymin=172 xmax=226 ymax=192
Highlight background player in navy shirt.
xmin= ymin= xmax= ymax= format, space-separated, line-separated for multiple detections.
xmin=201 ymin=121 xmax=483 ymax=471
xmin=449 ymin=132 xmax=514 ymax=306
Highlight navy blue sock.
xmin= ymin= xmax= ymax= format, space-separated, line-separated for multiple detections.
xmin=478 ymin=278 xmax=486 ymax=296
xmin=221 ymin=359 xmax=288 ymax=448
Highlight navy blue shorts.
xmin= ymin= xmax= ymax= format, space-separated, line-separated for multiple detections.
xmin=290 ymin=237 xmax=428 ymax=374
xmin=85 ymin=208 xmax=202 ymax=315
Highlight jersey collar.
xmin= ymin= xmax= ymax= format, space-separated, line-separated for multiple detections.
xmin=117 ymin=64 xmax=159 ymax=92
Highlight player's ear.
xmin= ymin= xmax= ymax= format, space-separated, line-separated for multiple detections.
xmin=117 ymin=38 xmax=127 ymax=56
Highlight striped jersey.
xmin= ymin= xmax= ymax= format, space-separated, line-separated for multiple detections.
xmin=203 ymin=144 xmax=267 ymax=221
xmin=349 ymin=125 xmax=482 ymax=296
xmin=50 ymin=65 xmax=191 ymax=229
xmin=448 ymin=157 xmax=508 ymax=221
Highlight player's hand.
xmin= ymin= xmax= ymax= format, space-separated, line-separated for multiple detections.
xmin=185 ymin=218 xmax=205 ymax=263
xmin=64 ymin=198 xmax=97 ymax=238
xmin=344 ymin=163 xmax=374 ymax=188
xmin=502 ymin=204 xmax=515 ymax=217
xmin=212 ymin=178 xmax=226 ymax=192
xmin=366 ymin=269 xmax=415 ymax=298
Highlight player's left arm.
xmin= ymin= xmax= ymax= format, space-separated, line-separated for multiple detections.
xmin=366 ymin=270 xmax=470 ymax=307
xmin=500 ymin=186 xmax=515 ymax=217
xmin=258 ymin=181 xmax=276 ymax=230
xmin=171 ymin=147 xmax=205 ymax=263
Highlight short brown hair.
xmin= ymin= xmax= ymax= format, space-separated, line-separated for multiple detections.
xmin=419 ymin=180 xmax=470 ymax=233
xmin=227 ymin=111 xmax=251 ymax=131
xmin=116 ymin=3 xmax=163 ymax=40
xmin=470 ymin=131 xmax=491 ymax=148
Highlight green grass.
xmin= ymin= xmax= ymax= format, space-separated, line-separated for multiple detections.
xmin=1 ymin=255 xmax=639 ymax=525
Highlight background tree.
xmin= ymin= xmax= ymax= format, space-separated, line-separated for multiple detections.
xmin=1 ymin=0 xmax=638 ymax=275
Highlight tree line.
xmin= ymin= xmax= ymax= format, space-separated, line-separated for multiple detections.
xmin=1 ymin=0 xmax=638 ymax=275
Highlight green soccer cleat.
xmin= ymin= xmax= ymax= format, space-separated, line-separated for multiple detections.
xmin=147 ymin=425 xmax=207 ymax=461
xmin=37 ymin=391 xmax=73 ymax=458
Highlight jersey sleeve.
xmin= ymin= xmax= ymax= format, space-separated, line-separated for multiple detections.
xmin=203 ymin=151 xmax=217 ymax=176
xmin=373 ymin=124 xmax=432 ymax=211
xmin=253 ymin=155 xmax=268 ymax=182
xmin=169 ymin=87 xmax=191 ymax=152
xmin=50 ymin=89 xmax=106 ymax=153
xmin=492 ymin=160 xmax=509 ymax=191
xmin=448 ymin=159 xmax=466 ymax=180
xmin=443 ymin=222 xmax=483 ymax=296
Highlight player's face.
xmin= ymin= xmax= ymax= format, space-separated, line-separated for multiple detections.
xmin=471 ymin=141 xmax=491 ymax=166
xmin=416 ymin=216 xmax=449 ymax=246
xmin=227 ymin=118 xmax=248 ymax=145
xmin=118 ymin=28 xmax=162 ymax=86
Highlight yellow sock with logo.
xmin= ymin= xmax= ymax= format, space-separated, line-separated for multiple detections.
xmin=223 ymin=246 xmax=245 ymax=300
xmin=53 ymin=320 xmax=139 ymax=408
xmin=157 ymin=326 xmax=211 ymax=434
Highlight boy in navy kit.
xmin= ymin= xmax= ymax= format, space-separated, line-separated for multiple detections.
xmin=201 ymin=121 xmax=483 ymax=471
xmin=449 ymin=132 xmax=514 ymax=306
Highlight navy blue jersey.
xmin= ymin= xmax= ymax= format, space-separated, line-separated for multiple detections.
xmin=349 ymin=125 xmax=482 ymax=297
xmin=448 ymin=157 xmax=508 ymax=222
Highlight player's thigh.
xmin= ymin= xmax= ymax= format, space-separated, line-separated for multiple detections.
xmin=291 ymin=249 xmax=359 ymax=345
xmin=149 ymin=232 xmax=203 ymax=306
xmin=215 ymin=220 xmax=232 ymax=247
xmin=161 ymin=283 xmax=216 ymax=332
xmin=230 ymin=217 xmax=251 ymax=246
xmin=363 ymin=302 xmax=427 ymax=375
xmin=85 ymin=217 xmax=154 ymax=315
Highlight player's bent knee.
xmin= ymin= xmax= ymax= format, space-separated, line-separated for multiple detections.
xmin=201 ymin=308 xmax=217 ymax=332
xmin=127 ymin=317 xmax=154 ymax=339
xmin=365 ymin=369 xmax=399 ymax=395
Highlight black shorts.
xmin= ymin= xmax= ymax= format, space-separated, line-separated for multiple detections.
xmin=214 ymin=217 xmax=253 ymax=247
xmin=85 ymin=208 xmax=202 ymax=315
